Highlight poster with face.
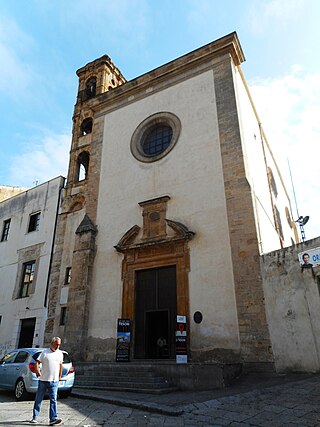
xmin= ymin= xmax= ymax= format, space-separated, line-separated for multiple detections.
xmin=298 ymin=247 xmax=320 ymax=269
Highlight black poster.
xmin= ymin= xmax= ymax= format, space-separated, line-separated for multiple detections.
xmin=116 ymin=319 xmax=131 ymax=362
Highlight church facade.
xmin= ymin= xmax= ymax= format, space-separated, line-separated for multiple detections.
xmin=45 ymin=32 xmax=297 ymax=371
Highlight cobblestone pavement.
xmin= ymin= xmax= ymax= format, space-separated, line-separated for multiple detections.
xmin=0 ymin=375 xmax=320 ymax=426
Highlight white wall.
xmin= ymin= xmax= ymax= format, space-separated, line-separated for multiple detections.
xmin=89 ymin=70 xmax=240 ymax=353
xmin=0 ymin=176 xmax=64 ymax=355
xmin=262 ymin=238 xmax=320 ymax=372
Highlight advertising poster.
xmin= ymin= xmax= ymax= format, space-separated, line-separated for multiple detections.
xmin=176 ymin=315 xmax=187 ymax=364
xmin=298 ymin=247 xmax=320 ymax=269
xmin=116 ymin=319 xmax=131 ymax=362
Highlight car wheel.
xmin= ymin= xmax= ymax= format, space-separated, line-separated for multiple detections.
xmin=58 ymin=389 xmax=72 ymax=398
xmin=15 ymin=378 xmax=28 ymax=401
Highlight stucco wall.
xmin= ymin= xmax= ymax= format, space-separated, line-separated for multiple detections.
xmin=89 ymin=70 xmax=240 ymax=355
xmin=261 ymin=236 xmax=320 ymax=372
xmin=0 ymin=176 xmax=64 ymax=354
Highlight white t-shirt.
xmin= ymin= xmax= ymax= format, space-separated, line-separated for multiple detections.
xmin=37 ymin=348 xmax=63 ymax=382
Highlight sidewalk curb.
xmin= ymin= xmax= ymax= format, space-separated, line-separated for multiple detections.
xmin=72 ymin=390 xmax=183 ymax=416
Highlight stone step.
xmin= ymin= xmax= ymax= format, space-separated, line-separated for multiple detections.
xmin=77 ymin=366 xmax=167 ymax=373
xmin=76 ymin=379 xmax=170 ymax=389
xmin=74 ymin=361 xmax=243 ymax=391
xmin=74 ymin=362 xmax=177 ymax=393
xmin=74 ymin=385 xmax=178 ymax=395
xmin=77 ymin=370 xmax=161 ymax=378
xmin=76 ymin=375 xmax=168 ymax=384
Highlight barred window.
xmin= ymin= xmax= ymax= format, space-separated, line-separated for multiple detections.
xmin=131 ymin=112 xmax=181 ymax=163
xmin=142 ymin=125 xmax=173 ymax=156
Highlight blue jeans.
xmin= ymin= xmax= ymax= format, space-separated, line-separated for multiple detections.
xmin=33 ymin=380 xmax=59 ymax=422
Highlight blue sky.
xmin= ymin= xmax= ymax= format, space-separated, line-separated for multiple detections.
xmin=0 ymin=0 xmax=319 ymax=240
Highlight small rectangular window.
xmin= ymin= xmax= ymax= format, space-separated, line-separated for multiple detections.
xmin=64 ymin=267 xmax=72 ymax=285
xmin=28 ymin=212 xmax=40 ymax=232
xmin=1 ymin=219 xmax=11 ymax=241
xmin=60 ymin=307 xmax=67 ymax=326
xmin=19 ymin=261 xmax=36 ymax=298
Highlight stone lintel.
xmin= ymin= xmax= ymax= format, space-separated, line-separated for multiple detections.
xmin=138 ymin=195 xmax=171 ymax=207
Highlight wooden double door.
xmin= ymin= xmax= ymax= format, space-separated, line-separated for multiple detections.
xmin=134 ymin=266 xmax=177 ymax=359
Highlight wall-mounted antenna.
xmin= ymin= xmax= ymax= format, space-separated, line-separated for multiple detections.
xmin=288 ymin=159 xmax=309 ymax=242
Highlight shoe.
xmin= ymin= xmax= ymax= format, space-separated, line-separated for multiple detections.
xmin=49 ymin=420 xmax=62 ymax=425
xmin=30 ymin=420 xmax=37 ymax=424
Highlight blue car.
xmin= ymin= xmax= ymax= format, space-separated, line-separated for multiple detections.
xmin=0 ymin=348 xmax=75 ymax=400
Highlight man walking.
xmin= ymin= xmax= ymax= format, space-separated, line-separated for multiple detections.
xmin=30 ymin=336 xmax=63 ymax=425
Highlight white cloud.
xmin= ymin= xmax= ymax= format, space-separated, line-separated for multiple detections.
xmin=9 ymin=132 xmax=70 ymax=187
xmin=249 ymin=68 xmax=320 ymax=239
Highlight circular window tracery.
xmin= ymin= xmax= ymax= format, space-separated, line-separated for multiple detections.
xmin=142 ymin=124 xmax=173 ymax=156
xmin=130 ymin=112 xmax=181 ymax=163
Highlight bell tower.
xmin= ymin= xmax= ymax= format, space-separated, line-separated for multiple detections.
xmin=45 ymin=55 xmax=126 ymax=359
xmin=66 ymin=55 xmax=126 ymax=197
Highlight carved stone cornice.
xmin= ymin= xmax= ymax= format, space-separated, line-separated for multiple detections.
xmin=115 ymin=219 xmax=195 ymax=253
xmin=166 ymin=219 xmax=195 ymax=240
xmin=115 ymin=196 xmax=195 ymax=253
xmin=114 ymin=225 xmax=141 ymax=252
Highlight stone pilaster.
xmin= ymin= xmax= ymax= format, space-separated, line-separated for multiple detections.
xmin=63 ymin=215 xmax=97 ymax=360
xmin=213 ymin=56 xmax=274 ymax=367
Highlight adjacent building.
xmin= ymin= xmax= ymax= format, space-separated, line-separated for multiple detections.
xmin=0 ymin=185 xmax=26 ymax=203
xmin=0 ymin=177 xmax=64 ymax=354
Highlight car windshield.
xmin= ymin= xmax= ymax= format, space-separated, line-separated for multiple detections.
xmin=0 ymin=352 xmax=17 ymax=364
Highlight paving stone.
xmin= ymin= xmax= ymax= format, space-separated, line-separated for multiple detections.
xmin=2 ymin=375 xmax=320 ymax=426
xmin=202 ymin=399 xmax=222 ymax=409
